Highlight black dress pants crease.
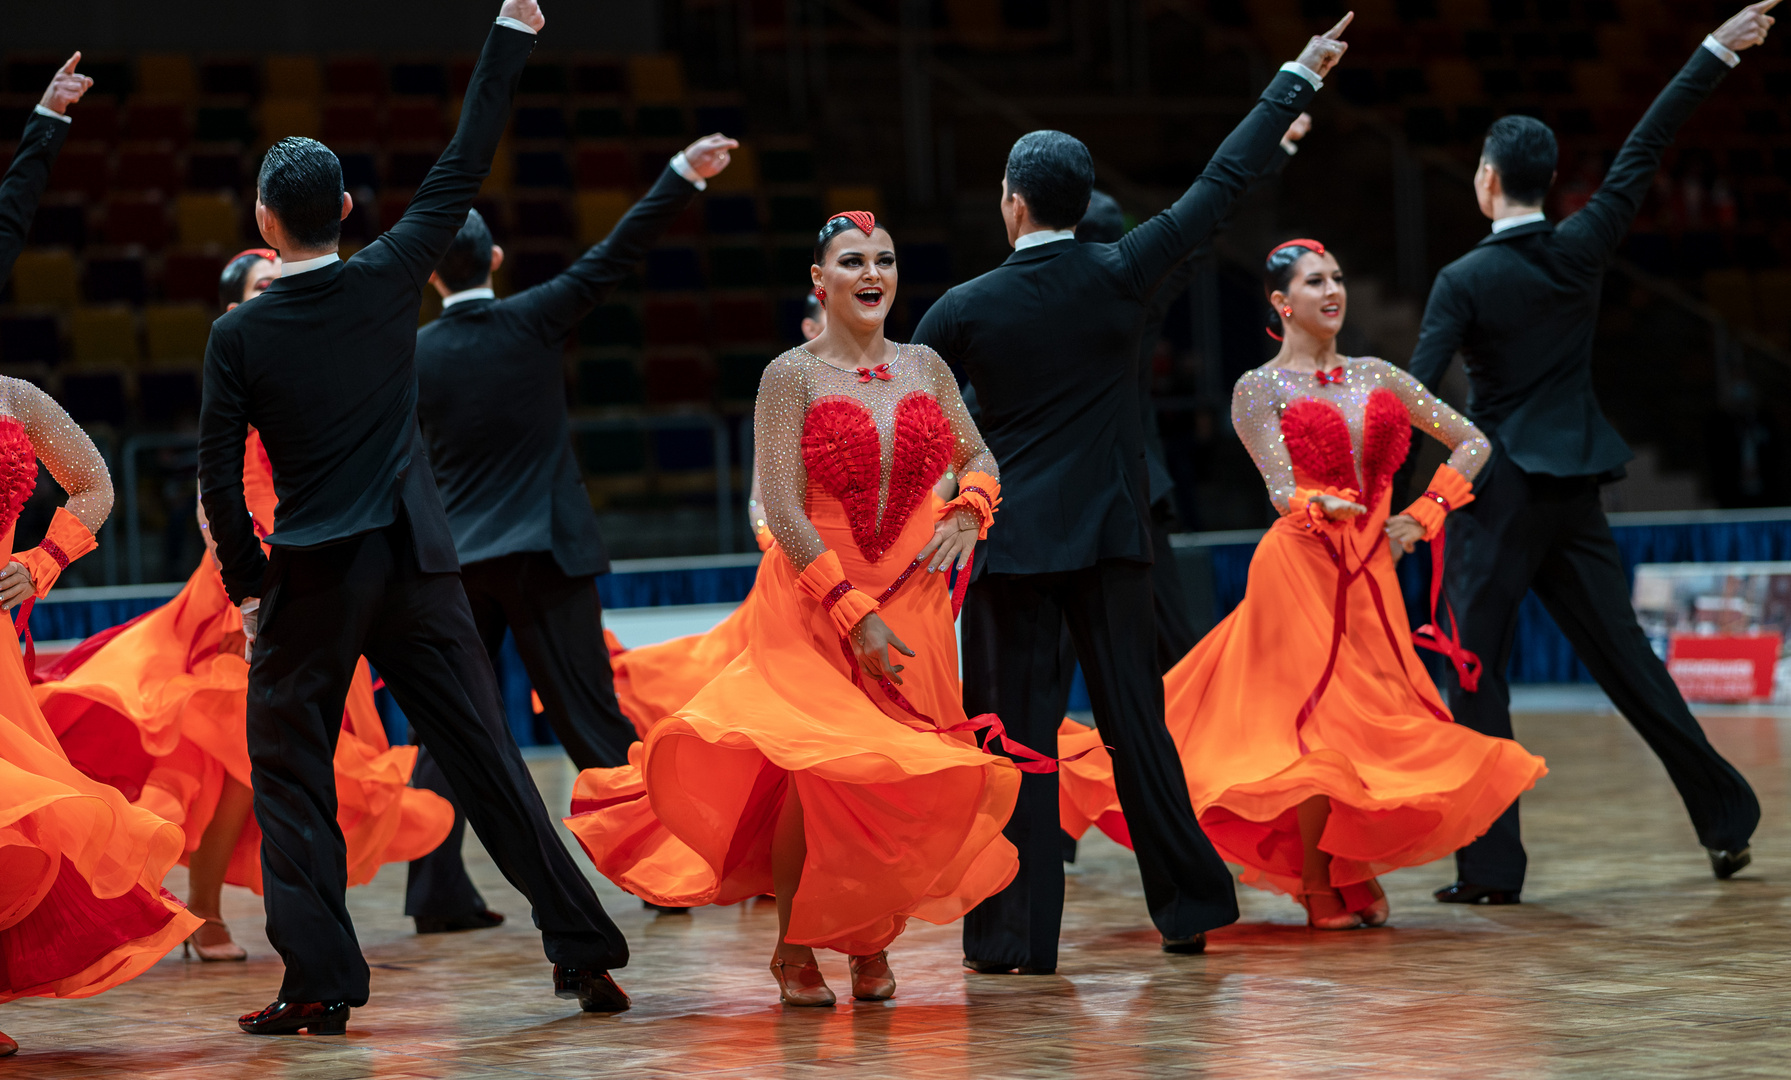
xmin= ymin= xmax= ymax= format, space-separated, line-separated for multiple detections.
xmin=1147 ymin=508 xmax=1199 ymax=674
xmin=247 ymin=516 xmax=627 ymax=1005
xmin=961 ymin=559 xmax=1237 ymax=971
xmin=1442 ymin=454 xmax=1761 ymax=891
xmin=406 ymin=551 xmax=637 ymax=919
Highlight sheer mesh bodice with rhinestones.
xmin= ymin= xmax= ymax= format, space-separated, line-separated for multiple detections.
xmin=1230 ymin=357 xmax=1487 ymax=516
xmin=755 ymin=342 xmax=997 ymax=570
xmin=0 ymin=375 xmax=112 ymax=537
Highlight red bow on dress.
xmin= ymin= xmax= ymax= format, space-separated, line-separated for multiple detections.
xmin=856 ymin=364 xmax=892 ymax=382
xmin=1314 ymin=367 xmax=1345 ymax=386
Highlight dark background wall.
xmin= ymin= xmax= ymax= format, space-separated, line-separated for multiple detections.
xmin=0 ymin=0 xmax=661 ymax=53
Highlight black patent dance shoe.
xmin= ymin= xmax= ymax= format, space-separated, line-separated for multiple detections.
xmin=553 ymin=965 xmax=631 ymax=1013
xmin=1161 ymin=933 xmax=1207 ymax=955
xmin=640 ymin=898 xmax=691 ymax=915
xmin=1708 ymin=847 xmax=1752 ymax=880
xmin=961 ymin=958 xmax=1055 ymax=974
xmin=238 ymin=1000 xmax=349 ymax=1036
xmin=414 ymin=908 xmax=505 ymax=934
xmin=1433 ymin=881 xmax=1521 ymax=905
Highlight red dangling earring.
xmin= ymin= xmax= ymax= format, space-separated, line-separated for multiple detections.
xmin=816 ymin=288 xmax=826 ymax=303
xmin=1282 ymin=306 xmax=1292 ymax=318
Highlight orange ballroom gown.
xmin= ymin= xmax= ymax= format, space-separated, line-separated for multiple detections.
xmin=34 ymin=431 xmax=453 ymax=895
xmin=0 ymin=406 xmax=201 ymax=1003
xmin=1155 ymin=358 xmax=1546 ymax=900
xmin=566 ymin=344 xmax=1021 ymax=955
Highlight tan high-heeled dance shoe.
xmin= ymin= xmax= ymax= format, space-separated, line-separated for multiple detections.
xmin=770 ymin=956 xmax=836 ymax=1006
xmin=1356 ymin=878 xmax=1389 ymax=928
xmin=1297 ymin=888 xmax=1364 ymax=930
xmin=848 ymin=951 xmax=896 ymax=1002
xmin=1 ymin=1029 xmax=17 ymax=1057
xmin=182 ymin=917 xmax=247 ymax=962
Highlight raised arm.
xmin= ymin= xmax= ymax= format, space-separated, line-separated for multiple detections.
xmin=362 ymin=5 xmax=538 ymax=287
xmin=508 ymin=133 xmax=735 ymax=343
xmin=754 ymin=354 xmax=825 ymax=572
xmin=1115 ymin=24 xmax=1344 ymax=295
xmin=1230 ymin=370 xmax=1298 ymax=516
xmin=1556 ymin=4 xmax=1776 ymax=258
xmin=198 ymin=326 xmax=267 ymax=603
xmin=0 ymin=55 xmax=90 ymax=289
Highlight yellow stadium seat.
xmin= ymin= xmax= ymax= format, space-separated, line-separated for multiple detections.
xmin=578 ymin=190 xmax=632 ymax=245
xmin=1426 ymin=60 xmax=1480 ymax=104
xmin=264 ymin=56 xmax=322 ymax=100
xmin=71 ymin=306 xmax=140 ymax=364
xmin=137 ymin=55 xmax=197 ymax=100
xmin=825 ymin=186 xmax=883 ymax=221
xmin=707 ymin=144 xmax=756 ymax=193
xmin=1573 ymin=63 xmax=1622 ymax=106
xmin=629 ymin=56 xmax=686 ymax=104
xmin=480 ymin=136 xmax=514 ymax=196
xmin=175 ymin=193 xmax=240 ymax=248
xmin=260 ymin=99 xmax=320 ymax=142
xmin=144 ymin=304 xmax=213 ymax=362
xmin=12 ymin=250 xmax=78 ymax=308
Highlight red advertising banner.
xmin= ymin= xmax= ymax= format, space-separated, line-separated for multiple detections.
xmin=1665 ymin=633 xmax=1781 ymax=703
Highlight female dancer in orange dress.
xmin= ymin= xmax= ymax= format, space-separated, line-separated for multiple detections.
xmin=1158 ymin=240 xmax=1547 ymax=929
xmin=0 ymin=375 xmax=204 ymax=1051
xmin=567 ymin=213 xmax=1023 ymax=1006
xmin=33 ymin=252 xmax=452 ymax=964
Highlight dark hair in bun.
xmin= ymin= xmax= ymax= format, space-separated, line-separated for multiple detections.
xmin=1262 ymin=239 xmax=1329 ymax=341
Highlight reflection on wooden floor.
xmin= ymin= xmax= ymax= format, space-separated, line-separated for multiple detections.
xmin=4 ymin=708 xmax=1785 ymax=1078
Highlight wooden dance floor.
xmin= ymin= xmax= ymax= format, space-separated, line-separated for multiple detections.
xmin=7 ymin=692 xmax=1786 ymax=1078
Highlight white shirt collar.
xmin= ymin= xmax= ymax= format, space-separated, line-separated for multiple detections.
xmin=1013 ymin=228 xmax=1077 ymax=252
xmin=1491 ymin=211 xmax=1547 ymax=234
xmin=441 ymin=287 xmax=496 ymax=309
xmin=282 ymin=252 xmax=341 ymax=276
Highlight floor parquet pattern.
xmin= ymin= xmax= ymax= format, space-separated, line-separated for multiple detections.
xmin=4 ymin=708 xmax=1786 ymax=1078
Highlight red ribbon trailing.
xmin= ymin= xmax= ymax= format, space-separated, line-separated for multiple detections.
xmin=855 ymin=364 xmax=892 ymax=383
xmin=830 ymin=549 xmax=1097 ymax=774
xmin=13 ymin=596 xmax=36 ymax=677
xmin=1294 ymin=529 xmax=1452 ymax=745
xmin=1411 ymin=526 xmax=1482 ymax=692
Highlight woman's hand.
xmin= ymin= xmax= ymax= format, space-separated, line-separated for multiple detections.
xmin=914 ymin=508 xmax=978 ymax=573
xmin=0 ymin=561 xmax=34 ymax=611
xmin=1314 ymin=493 xmax=1367 ymax=520
xmin=1384 ymin=513 xmax=1425 ymax=554
xmin=851 ymin=612 xmax=915 ymax=685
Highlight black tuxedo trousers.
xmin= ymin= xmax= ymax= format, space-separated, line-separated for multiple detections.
xmin=406 ymin=551 xmax=636 ymax=919
xmin=246 ymin=514 xmax=626 ymax=1003
xmin=961 ymin=559 xmax=1236 ymax=970
xmin=1442 ymin=454 xmax=1760 ymax=890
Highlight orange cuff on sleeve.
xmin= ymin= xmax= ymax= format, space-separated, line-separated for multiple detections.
xmin=796 ymin=549 xmax=880 ymax=636
xmin=1287 ymin=485 xmax=1359 ymax=531
xmin=1401 ymin=465 xmax=1475 ymax=541
xmin=17 ymin=506 xmax=96 ymax=599
xmin=940 ymin=470 xmax=1001 ymax=540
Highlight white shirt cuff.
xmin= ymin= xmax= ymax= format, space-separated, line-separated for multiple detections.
xmin=1702 ymin=34 xmax=1741 ymax=68
xmin=669 ymin=151 xmax=706 ymax=191
xmin=1279 ymin=138 xmax=1299 ymax=156
xmin=1280 ymin=61 xmax=1323 ymax=91
xmin=33 ymin=104 xmax=70 ymax=124
xmin=494 ymin=15 xmax=537 ymax=35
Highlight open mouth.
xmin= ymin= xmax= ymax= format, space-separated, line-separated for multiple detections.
xmin=1320 ymin=303 xmax=1341 ymax=317
xmin=854 ymin=287 xmax=884 ymax=307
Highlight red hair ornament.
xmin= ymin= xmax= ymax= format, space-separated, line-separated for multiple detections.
xmin=831 ymin=211 xmax=878 ymax=236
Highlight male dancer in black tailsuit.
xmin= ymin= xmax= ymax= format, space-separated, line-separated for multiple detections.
xmin=915 ymin=19 xmax=1351 ymax=971
xmin=199 ymin=1 xmax=632 ymax=1036
xmin=405 ymin=132 xmax=736 ymax=932
xmin=1411 ymin=2 xmax=1775 ymax=906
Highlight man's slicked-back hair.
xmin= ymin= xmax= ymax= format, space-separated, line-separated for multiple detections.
xmin=1482 ymin=115 xmax=1558 ymax=207
xmin=1078 ymin=189 xmax=1125 ymax=244
xmin=258 ymin=136 xmax=345 ymax=250
xmin=1005 ymin=130 xmax=1095 ymax=230
xmin=435 ymin=209 xmax=495 ymax=293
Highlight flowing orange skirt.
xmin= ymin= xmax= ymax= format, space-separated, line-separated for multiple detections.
xmin=35 ymin=560 xmax=453 ymax=894
xmin=566 ymin=494 xmax=1020 ymax=955
xmin=610 ymin=561 xmax=767 ymax=740
xmin=1160 ymin=506 xmax=1547 ymax=896
xmin=0 ymin=537 xmax=200 ymax=1002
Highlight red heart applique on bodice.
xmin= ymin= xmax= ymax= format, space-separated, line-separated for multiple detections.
xmin=0 ymin=417 xmax=36 ymax=540
xmin=801 ymin=391 xmax=953 ymax=562
xmin=1278 ymin=388 xmax=1409 ymax=529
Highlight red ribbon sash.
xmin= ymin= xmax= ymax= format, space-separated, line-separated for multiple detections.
xmin=1410 ymin=527 xmax=1483 ymax=692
